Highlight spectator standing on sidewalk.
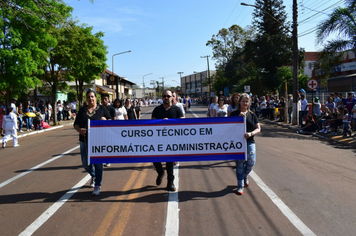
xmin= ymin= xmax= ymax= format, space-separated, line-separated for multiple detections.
xmin=299 ymin=94 xmax=309 ymax=126
xmin=57 ymin=100 xmax=63 ymax=122
xmin=230 ymin=93 xmax=261 ymax=195
xmin=288 ymin=94 xmax=293 ymax=123
xmin=2 ymin=107 xmax=19 ymax=148
xmin=152 ymin=90 xmax=184 ymax=192
xmin=74 ymin=89 xmax=111 ymax=196
xmin=313 ymin=97 xmax=322 ymax=118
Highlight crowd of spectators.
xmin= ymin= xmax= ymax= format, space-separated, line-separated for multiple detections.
xmin=205 ymin=91 xmax=356 ymax=137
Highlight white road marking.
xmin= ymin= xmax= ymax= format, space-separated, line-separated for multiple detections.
xmin=190 ymin=107 xmax=316 ymax=235
xmin=19 ymin=175 xmax=91 ymax=236
xmin=165 ymin=164 xmax=179 ymax=236
xmin=0 ymin=145 xmax=79 ymax=189
xmin=250 ymin=171 xmax=316 ymax=236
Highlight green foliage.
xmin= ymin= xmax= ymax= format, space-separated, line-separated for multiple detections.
xmin=207 ymin=25 xmax=255 ymax=96
xmin=244 ymin=0 xmax=293 ymax=93
xmin=0 ymin=0 xmax=73 ymax=104
xmin=63 ymin=25 xmax=108 ymax=106
xmin=316 ymin=0 xmax=356 ymax=53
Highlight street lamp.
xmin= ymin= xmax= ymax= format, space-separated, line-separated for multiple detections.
xmin=201 ymin=56 xmax=211 ymax=98
xmin=112 ymin=50 xmax=131 ymax=99
xmin=241 ymin=2 xmax=298 ymax=125
xmin=143 ymin=73 xmax=153 ymax=100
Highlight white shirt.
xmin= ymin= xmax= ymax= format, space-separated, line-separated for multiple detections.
xmin=227 ymin=104 xmax=238 ymax=113
xmin=2 ymin=112 xmax=17 ymax=130
xmin=260 ymin=100 xmax=267 ymax=109
xmin=115 ymin=107 xmax=127 ymax=120
xmin=301 ymin=99 xmax=309 ymax=111
xmin=175 ymin=103 xmax=185 ymax=116
xmin=214 ymin=104 xmax=228 ymax=117
xmin=70 ymin=102 xmax=77 ymax=110
xmin=10 ymin=102 xmax=17 ymax=114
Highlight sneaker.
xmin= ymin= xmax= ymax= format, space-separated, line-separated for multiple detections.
xmin=2 ymin=142 xmax=5 ymax=148
xmin=166 ymin=182 xmax=176 ymax=191
xmin=236 ymin=187 xmax=244 ymax=195
xmin=104 ymin=163 xmax=111 ymax=167
xmin=244 ymin=177 xmax=249 ymax=187
xmin=13 ymin=144 xmax=20 ymax=147
xmin=92 ymin=185 xmax=101 ymax=196
xmin=324 ymin=129 xmax=329 ymax=134
xmin=319 ymin=129 xmax=325 ymax=133
xmin=18 ymin=130 xmax=23 ymax=133
xmin=156 ymin=172 xmax=165 ymax=186
xmin=90 ymin=177 xmax=95 ymax=187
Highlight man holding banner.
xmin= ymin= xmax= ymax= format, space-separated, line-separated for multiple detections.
xmin=152 ymin=90 xmax=184 ymax=191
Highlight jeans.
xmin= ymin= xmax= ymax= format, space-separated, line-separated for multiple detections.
xmin=57 ymin=110 xmax=63 ymax=121
xmin=18 ymin=116 xmax=23 ymax=131
xmin=24 ymin=116 xmax=32 ymax=130
xmin=299 ymin=111 xmax=308 ymax=125
xmin=235 ymin=141 xmax=256 ymax=188
xmin=80 ymin=142 xmax=103 ymax=186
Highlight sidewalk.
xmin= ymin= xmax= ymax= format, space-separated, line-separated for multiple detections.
xmin=16 ymin=119 xmax=74 ymax=139
xmin=263 ymin=118 xmax=356 ymax=146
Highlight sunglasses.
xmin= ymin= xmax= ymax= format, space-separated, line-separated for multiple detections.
xmin=162 ymin=95 xmax=171 ymax=98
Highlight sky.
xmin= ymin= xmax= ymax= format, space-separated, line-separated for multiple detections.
xmin=63 ymin=0 xmax=346 ymax=88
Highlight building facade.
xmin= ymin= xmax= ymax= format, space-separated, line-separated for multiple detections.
xmin=180 ymin=70 xmax=216 ymax=98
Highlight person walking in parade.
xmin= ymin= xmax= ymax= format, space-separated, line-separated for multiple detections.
xmin=2 ymin=107 xmax=19 ymax=148
xmin=74 ymin=89 xmax=111 ymax=196
xmin=151 ymin=90 xmax=184 ymax=191
xmin=230 ymin=93 xmax=261 ymax=195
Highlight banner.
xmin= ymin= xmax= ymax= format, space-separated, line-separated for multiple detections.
xmin=88 ymin=117 xmax=246 ymax=164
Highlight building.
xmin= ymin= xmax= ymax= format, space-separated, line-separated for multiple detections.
xmin=67 ymin=69 xmax=136 ymax=101
xmin=180 ymin=70 xmax=216 ymax=98
xmin=307 ymin=50 xmax=356 ymax=92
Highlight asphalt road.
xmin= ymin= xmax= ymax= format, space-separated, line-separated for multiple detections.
xmin=0 ymin=104 xmax=355 ymax=236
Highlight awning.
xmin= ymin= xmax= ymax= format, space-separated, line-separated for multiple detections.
xmin=96 ymin=85 xmax=115 ymax=94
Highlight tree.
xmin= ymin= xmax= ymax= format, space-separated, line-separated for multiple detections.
xmin=0 ymin=0 xmax=92 ymax=27
xmin=244 ymin=0 xmax=293 ymax=94
xmin=316 ymin=0 xmax=356 ymax=54
xmin=63 ymin=25 xmax=108 ymax=107
xmin=0 ymin=0 xmax=72 ymax=105
xmin=206 ymin=25 xmax=253 ymax=68
xmin=206 ymin=25 xmax=255 ymax=95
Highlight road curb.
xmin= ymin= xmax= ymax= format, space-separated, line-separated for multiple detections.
xmin=262 ymin=119 xmax=356 ymax=145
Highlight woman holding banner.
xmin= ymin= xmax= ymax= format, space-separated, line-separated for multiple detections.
xmin=74 ymin=89 xmax=111 ymax=196
xmin=230 ymin=93 xmax=261 ymax=195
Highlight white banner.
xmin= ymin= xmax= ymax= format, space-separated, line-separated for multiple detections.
xmin=88 ymin=117 xmax=246 ymax=164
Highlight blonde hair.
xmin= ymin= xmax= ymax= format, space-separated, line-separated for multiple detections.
xmin=238 ymin=93 xmax=252 ymax=112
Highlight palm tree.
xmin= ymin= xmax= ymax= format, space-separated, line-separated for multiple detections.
xmin=316 ymin=0 xmax=356 ymax=53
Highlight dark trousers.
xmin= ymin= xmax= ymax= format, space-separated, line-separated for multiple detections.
xmin=153 ymin=162 xmax=174 ymax=183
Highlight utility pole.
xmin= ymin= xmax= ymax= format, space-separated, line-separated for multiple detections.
xmin=201 ymin=56 xmax=211 ymax=97
xmin=292 ymin=0 xmax=299 ymax=125
xmin=177 ymin=72 xmax=184 ymax=94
